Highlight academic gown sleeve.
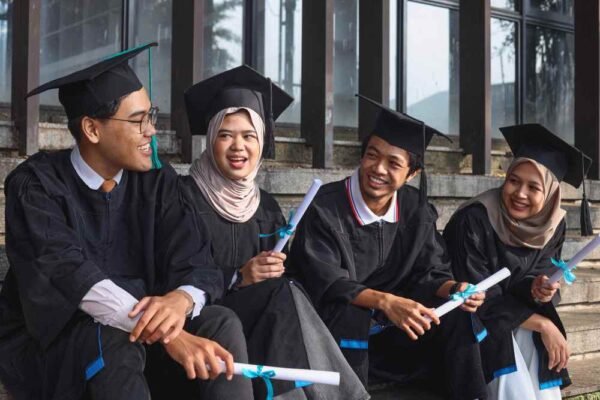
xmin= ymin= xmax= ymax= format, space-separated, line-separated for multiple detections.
xmin=290 ymin=206 xmax=367 ymax=307
xmin=4 ymin=171 xmax=107 ymax=348
xmin=153 ymin=168 xmax=223 ymax=303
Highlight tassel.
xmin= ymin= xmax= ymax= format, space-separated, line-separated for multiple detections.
xmin=581 ymin=179 xmax=593 ymax=237
xmin=147 ymin=46 xmax=162 ymax=169
xmin=419 ymin=168 xmax=427 ymax=205
xmin=419 ymin=121 xmax=427 ymax=204
xmin=263 ymin=79 xmax=276 ymax=159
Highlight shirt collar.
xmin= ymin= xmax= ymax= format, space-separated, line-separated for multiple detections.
xmin=70 ymin=146 xmax=123 ymax=190
xmin=345 ymin=168 xmax=398 ymax=226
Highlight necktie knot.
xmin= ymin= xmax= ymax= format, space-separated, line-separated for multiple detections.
xmin=100 ymin=179 xmax=117 ymax=193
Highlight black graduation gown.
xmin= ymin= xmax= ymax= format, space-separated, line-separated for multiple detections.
xmin=443 ymin=203 xmax=571 ymax=390
xmin=0 ymin=150 xmax=223 ymax=400
xmin=289 ymin=180 xmax=487 ymax=399
xmin=179 ymin=176 xmax=312 ymax=399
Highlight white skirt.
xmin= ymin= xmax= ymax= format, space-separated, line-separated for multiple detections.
xmin=486 ymin=327 xmax=562 ymax=400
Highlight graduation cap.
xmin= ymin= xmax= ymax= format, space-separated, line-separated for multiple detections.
xmin=184 ymin=65 xmax=294 ymax=159
xmin=356 ymin=94 xmax=452 ymax=203
xmin=26 ymin=42 xmax=161 ymax=169
xmin=500 ymin=123 xmax=593 ymax=235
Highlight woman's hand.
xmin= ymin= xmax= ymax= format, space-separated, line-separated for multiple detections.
xmin=380 ymin=293 xmax=440 ymax=341
xmin=531 ymin=275 xmax=560 ymax=303
xmin=238 ymin=251 xmax=286 ymax=286
xmin=456 ymin=282 xmax=486 ymax=313
xmin=540 ymin=319 xmax=570 ymax=372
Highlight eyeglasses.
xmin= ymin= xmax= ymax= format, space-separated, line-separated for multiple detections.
xmin=99 ymin=106 xmax=159 ymax=134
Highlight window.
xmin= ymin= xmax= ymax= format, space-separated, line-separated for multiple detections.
xmin=129 ymin=0 xmax=172 ymax=112
xmin=0 ymin=0 xmax=11 ymax=103
xmin=203 ymin=0 xmax=244 ymax=79
xmin=333 ymin=0 xmax=358 ymax=129
xmin=255 ymin=0 xmax=302 ymax=124
xmin=524 ymin=25 xmax=574 ymax=142
xmin=405 ymin=1 xmax=459 ymax=135
xmin=490 ymin=0 xmax=574 ymax=142
xmin=491 ymin=18 xmax=516 ymax=136
xmin=39 ymin=0 xmax=122 ymax=106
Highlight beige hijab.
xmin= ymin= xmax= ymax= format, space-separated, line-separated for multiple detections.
xmin=459 ymin=158 xmax=566 ymax=249
xmin=189 ymin=107 xmax=265 ymax=223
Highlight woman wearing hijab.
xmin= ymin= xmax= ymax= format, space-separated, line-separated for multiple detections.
xmin=444 ymin=124 xmax=592 ymax=399
xmin=179 ymin=65 xmax=368 ymax=400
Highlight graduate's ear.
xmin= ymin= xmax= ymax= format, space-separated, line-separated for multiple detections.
xmin=80 ymin=116 xmax=101 ymax=144
xmin=405 ymin=168 xmax=421 ymax=182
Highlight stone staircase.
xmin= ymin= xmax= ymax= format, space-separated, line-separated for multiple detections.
xmin=0 ymin=122 xmax=598 ymax=398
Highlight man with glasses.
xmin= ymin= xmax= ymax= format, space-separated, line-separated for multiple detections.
xmin=0 ymin=43 xmax=253 ymax=399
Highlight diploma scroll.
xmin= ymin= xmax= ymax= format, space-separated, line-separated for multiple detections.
xmin=273 ymin=179 xmax=323 ymax=253
xmin=216 ymin=360 xmax=341 ymax=386
xmin=548 ymin=234 xmax=600 ymax=285
xmin=432 ymin=267 xmax=511 ymax=319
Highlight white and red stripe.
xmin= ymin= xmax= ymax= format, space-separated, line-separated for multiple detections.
xmin=344 ymin=169 xmax=399 ymax=226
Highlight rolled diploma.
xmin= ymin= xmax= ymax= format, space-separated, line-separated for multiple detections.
xmin=217 ymin=360 xmax=340 ymax=386
xmin=433 ymin=267 xmax=511 ymax=319
xmin=273 ymin=179 xmax=323 ymax=253
xmin=548 ymin=234 xmax=600 ymax=285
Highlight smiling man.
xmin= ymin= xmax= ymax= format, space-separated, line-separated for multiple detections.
xmin=0 ymin=44 xmax=252 ymax=400
xmin=290 ymin=95 xmax=488 ymax=400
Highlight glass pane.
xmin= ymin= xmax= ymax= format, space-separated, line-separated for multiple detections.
xmin=529 ymin=0 xmax=573 ymax=19
xmin=406 ymin=1 xmax=459 ymax=135
xmin=492 ymin=0 xmax=517 ymax=11
xmin=203 ymin=0 xmax=244 ymax=79
xmin=255 ymin=0 xmax=302 ymax=124
xmin=130 ymin=0 xmax=172 ymax=112
xmin=333 ymin=0 xmax=358 ymax=128
xmin=389 ymin=0 xmax=397 ymax=110
xmin=524 ymin=25 xmax=574 ymax=142
xmin=0 ymin=0 xmax=12 ymax=103
xmin=39 ymin=0 xmax=122 ymax=106
xmin=491 ymin=18 xmax=516 ymax=137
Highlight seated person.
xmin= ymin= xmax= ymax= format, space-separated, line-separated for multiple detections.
xmin=0 ymin=44 xmax=251 ymax=400
xmin=289 ymin=95 xmax=487 ymax=400
xmin=444 ymin=124 xmax=588 ymax=399
xmin=179 ymin=65 xmax=368 ymax=400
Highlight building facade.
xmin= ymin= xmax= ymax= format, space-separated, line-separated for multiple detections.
xmin=8 ymin=0 xmax=600 ymax=176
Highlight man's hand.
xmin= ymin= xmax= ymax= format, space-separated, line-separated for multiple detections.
xmin=238 ymin=251 xmax=286 ymax=287
xmin=532 ymin=275 xmax=560 ymax=303
xmin=380 ymin=293 xmax=440 ymax=341
xmin=540 ymin=320 xmax=570 ymax=372
xmin=456 ymin=282 xmax=486 ymax=313
xmin=128 ymin=290 xmax=192 ymax=344
xmin=163 ymin=330 xmax=235 ymax=380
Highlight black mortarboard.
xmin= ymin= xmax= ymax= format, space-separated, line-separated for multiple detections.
xmin=184 ymin=65 xmax=294 ymax=159
xmin=26 ymin=42 xmax=158 ymax=121
xmin=499 ymin=124 xmax=590 ymax=187
xmin=356 ymin=94 xmax=451 ymax=203
xmin=500 ymin=123 xmax=593 ymax=236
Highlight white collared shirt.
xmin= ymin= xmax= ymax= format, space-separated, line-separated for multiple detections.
xmin=72 ymin=147 xmax=206 ymax=332
xmin=345 ymin=168 xmax=398 ymax=226
xmin=70 ymin=145 xmax=123 ymax=190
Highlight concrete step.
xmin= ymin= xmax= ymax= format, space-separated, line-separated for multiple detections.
xmin=560 ymin=268 xmax=600 ymax=306
xmin=559 ymin=305 xmax=600 ymax=356
xmin=0 ymin=121 xmax=513 ymax=172
xmin=369 ymin=357 xmax=600 ymax=399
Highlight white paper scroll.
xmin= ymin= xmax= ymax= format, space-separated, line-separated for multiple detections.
xmin=431 ymin=267 xmax=512 ymax=319
xmin=273 ymin=179 xmax=323 ymax=253
xmin=548 ymin=234 xmax=600 ymax=285
xmin=216 ymin=360 xmax=340 ymax=386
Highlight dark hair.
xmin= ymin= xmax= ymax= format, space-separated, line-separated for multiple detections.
xmin=67 ymin=97 xmax=123 ymax=141
xmin=360 ymin=133 xmax=422 ymax=176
